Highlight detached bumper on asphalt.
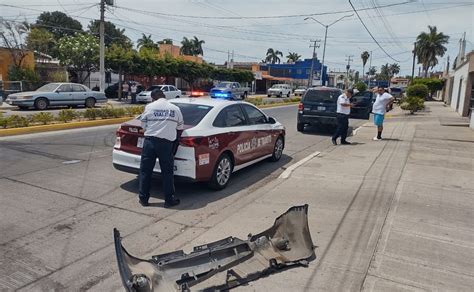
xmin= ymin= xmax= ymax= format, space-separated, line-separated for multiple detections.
xmin=113 ymin=204 xmax=315 ymax=291
xmin=112 ymin=148 xmax=196 ymax=180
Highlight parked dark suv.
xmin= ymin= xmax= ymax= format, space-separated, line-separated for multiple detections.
xmin=297 ymin=87 xmax=342 ymax=132
xmin=350 ymin=91 xmax=374 ymax=119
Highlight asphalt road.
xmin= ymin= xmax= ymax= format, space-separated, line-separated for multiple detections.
xmin=0 ymin=105 xmax=366 ymax=290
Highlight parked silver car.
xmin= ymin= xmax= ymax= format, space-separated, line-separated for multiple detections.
xmin=136 ymin=85 xmax=182 ymax=103
xmin=5 ymin=83 xmax=107 ymax=110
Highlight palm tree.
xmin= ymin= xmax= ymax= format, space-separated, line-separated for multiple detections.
xmin=158 ymin=38 xmax=173 ymax=45
xmin=286 ymin=52 xmax=301 ymax=63
xmin=137 ymin=34 xmax=157 ymax=50
xmin=415 ymin=25 xmax=449 ymax=77
xmin=360 ymin=51 xmax=370 ymax=77
xmin=191 ymin=36 xmax=205 ymax=56
xmin=180 ymin=37 xmax=194 ymax=56
xmin=338 ymin=74 xmax=345 ymax=82
xmin=265 ymin=48 xmax=283 ymax=64
xmin=389 ymin=63 xmax=400 ymax=77
xmin=368 ymin=66 xmax=377 ymax=76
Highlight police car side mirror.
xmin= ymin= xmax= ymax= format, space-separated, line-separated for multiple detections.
xmin=268 ymin=117 xmax=277 ymax=124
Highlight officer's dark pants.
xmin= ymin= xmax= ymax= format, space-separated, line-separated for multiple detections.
xmin=139 ymin=136 xmax=175 ymax=203
xmin=332 ymin=113 xmax=349 ymax=142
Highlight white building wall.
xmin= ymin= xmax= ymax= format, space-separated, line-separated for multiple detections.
xmin=450 ymin=62 xmax=469 ymax=115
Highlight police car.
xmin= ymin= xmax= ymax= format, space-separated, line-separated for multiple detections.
xmin=113 ymin=98 xmax=285 ymax=189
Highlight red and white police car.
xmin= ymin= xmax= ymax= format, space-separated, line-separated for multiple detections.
xmin=113 ymin=98 xmax=285 ymax=189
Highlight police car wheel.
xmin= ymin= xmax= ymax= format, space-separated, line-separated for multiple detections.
xmin=209 ymin=154 xmax=233 ymax=190
xmin=270 ymin=136 xmax=284 ymax=162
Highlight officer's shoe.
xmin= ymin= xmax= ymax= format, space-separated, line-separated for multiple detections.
xmin=164 ymin=196 xmax=180 ymax=208
xmin=138 ymin=198 xmax=149 ymax=207
xmin=341 ymin=141 xmax=352 ymax=145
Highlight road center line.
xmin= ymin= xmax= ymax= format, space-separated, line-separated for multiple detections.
xmin=279 ymin=151 xmax=321 ymax=179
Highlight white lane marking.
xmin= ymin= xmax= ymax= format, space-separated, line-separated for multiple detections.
xmin=62 ymin=160 xmax=81 ymax=165
xmin=279 ymin=151 xmax=321 ymax=179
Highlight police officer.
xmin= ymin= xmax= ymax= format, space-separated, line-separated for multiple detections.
xmin=138 ymin=89 xmax=184 ymax=207
xmin=332 ymin=89 xmax=353 ymax=145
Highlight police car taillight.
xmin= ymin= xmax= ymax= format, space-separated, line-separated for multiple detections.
xmin=180 ymin=137 xmax=202 ymax=147
xmin=114 ymin=136 xmax=121 ymax=149
xmin=298 ymin=102 xmax=304 ymax=111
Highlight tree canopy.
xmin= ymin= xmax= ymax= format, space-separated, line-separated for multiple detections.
xmin=415 ymin=25 xmax=449 ymax=77
xmin=26 ymin=27 xmax=56 ymax=57
xmin=88 ymin=20 xmax=132 ymax=48
xmin=35 ymin=11 xmax=83 ymax=40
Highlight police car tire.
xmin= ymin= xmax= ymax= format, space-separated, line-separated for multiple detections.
xmin=209 ymin=153 xmax=233 ymax=190
xmin=269 ymin=136 xmax=284 ymax=162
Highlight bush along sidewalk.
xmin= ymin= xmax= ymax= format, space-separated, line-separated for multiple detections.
xmin=400 ymin=83 xmax=428 ymax=114
xmin=0 ymin=105 xmax=145 ymax=129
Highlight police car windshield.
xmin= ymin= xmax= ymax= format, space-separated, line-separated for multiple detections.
xmin=174 ymin=103 xmax=213 ymax=126
xmin=304 ymin=90 xmax=340 ymax=102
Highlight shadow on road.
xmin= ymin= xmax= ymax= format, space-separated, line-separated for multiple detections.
xmin=120 ymin=154 xmax=292 ymax=210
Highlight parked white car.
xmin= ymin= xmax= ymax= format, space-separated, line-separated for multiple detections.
xmin=267 ymin=84 xmax=292 ymax=98
xmin=136 ymin=85 xmax=182 ymax=103
xmin=294 ymin=86 xmax=307 ymax=96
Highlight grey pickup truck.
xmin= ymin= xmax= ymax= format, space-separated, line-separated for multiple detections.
xmin=209 ymin=82 xmax=250 ymax=100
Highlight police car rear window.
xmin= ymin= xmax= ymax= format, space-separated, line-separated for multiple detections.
xmin=304 ymin=90 xmax=341 ymax=102
xmin=175 ymin=103 xmax=213 ymax=126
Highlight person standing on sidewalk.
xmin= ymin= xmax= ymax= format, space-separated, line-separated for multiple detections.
xmin=138 ymin=89 xmax=184 ymax=208
xmin=130 ymin=83 xmax=137 ymax=104
xmin=372 ymin=86 xmax=395 ymax=141
xmin=121 ymin=81 xmax=129 ymax=101
xmin=332 ymin=89 xmax=353 ymax=145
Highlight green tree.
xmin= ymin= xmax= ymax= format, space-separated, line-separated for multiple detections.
xmin=180 ymin=37 xmax=194 ymax=56
xmin=88 ymin=20 xmax=131 ymax=48
xmin=35 ymin=11 xmax=83 ymax=40
xmin=265 ymin=48 xmax=283 ymax=64
xmin=367 ymin=66 xmax=377 ymax=76
xmin=354 ymin=81 xmax=367 ymax=92
xmin=137 ymin=34 xmax=158 ymax=51
xmin=415 ymin=25 xmax=449 ymax=77
xmin=176 ymin=60 xmax=210 ymax=89
xmin=412 ymin=78 xmax=444 ymax=98
xmin=389 ymin=63 xmax=400 ymax=77
xmin=106 ymin=44 xmax=135 ymax=99
xmin=377 ymin=63 xmax=391 ymax=81
xmin=361 ymin=51 xmax=370 ymax=77
xmin=158 ymin=38 xmax=173 ymax=45
xmin=191 ymin=36 xmax=205 ymax=56
xmin=57 ymin=33 xmax=99 ymax=84
xmin=286 ymin=52 xmax=301 ymax=63
xmin=26 ymin=27 xmax=56 ymax=57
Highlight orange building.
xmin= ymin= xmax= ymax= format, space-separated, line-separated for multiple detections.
xmin=0 ymin=47 xmax=35 ymax=81
xmin=158 ymin=44 xmax=203 ymax=64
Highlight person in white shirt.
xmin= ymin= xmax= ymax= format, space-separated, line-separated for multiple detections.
xmin=372 ymin=86 xmax=394 ymax=141
xmin=138 ymin=89 xmax=184 ymax=207
xmin=130 ymin=84 xmax=137 ymax=104
xmin=332 ymin=89 xmax=353 ymax=145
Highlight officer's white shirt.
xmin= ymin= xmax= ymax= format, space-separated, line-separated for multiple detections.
xmin=372 ymin=92 xmax=393 ymax=115
xmin=336 ymin=94 xmax=351 ymax=115
xmin=139 ymin=99 xmax=184 ymax=141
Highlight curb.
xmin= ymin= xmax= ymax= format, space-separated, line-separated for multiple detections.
xmin=0 ymin=117 xmax=132 ymax=137
xmin=0 ymin=102 xmax=299 ymax=137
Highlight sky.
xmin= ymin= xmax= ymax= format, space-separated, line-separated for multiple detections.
xmin=1 ymin=0 xmax=473 ymax=76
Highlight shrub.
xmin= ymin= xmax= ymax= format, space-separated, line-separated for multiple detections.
xmin=400 ymin=96 xmax=425 ymax=114
xmin=412 ymin=78 xmax=443 ymax=98
xmin=84 ymin=108 xmax=99 ymax=120
xmin=57 ymin=109 xmax=76 ymax=123
xmin=112 ymin=108 xmax=126 ymax=118
xmin=290 ymin=97 xmax=301 ymax=102
xmin=250 ymin=97 xmax=264 ymax=106
xmin=32 ymin=112 xmax=54 ymax=125
xmin=406 ymin=84 xmax=429 ymax=99
xmin=6 ymin=115 xmax=30 ymax=128
xmin=354 ymin=81 xmax=367 ymax=93
xmin=98 ymin=107 xmax=115 ymax=119
xmin=0 ymin=117 xmax=7 ymax=128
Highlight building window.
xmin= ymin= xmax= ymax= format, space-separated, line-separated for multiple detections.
xmin=306 ymin=69 xmax=310 ymax=75
xmin=297 ymin=69 xmax=302 ymax=74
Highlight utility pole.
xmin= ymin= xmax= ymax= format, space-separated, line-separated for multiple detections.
xmin=99 ymin=0 xmax=105 ymax=92
xmin=411 ymin=42 xmax=416 ymax=82
xmin=227 ymin=50 xmax=230 ymax=69
xmin=345 ymin=55 xmax=353 ymax=89
xmin=308 ymin=40 xmax=321 ymax=87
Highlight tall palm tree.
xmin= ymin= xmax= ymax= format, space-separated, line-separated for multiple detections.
xmin=389 ymin=63 xmax=400 ymax=78
xmin=180 ymin=37 xmax=194 ymax=56
xmin=360 ymin=51 xmax=370 ymax=77
xmin=137 ymin=34 xmax=157 ymax=50
xmin=191 ymin=36 xmax=205 ymax=56
xmin=286 ymin=52 xmax=301 ymax=63
xmin=265 ymin=48 xmax=283 ymax=64
xmin=415 ymin=25 xmax=449 ymax=77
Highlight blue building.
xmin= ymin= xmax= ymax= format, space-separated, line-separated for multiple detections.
xmin=266 ymin=58 xmax=327 ymax=84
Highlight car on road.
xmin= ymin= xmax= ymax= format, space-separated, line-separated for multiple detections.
xmin=104 ymin=82 xmax=143 ymax=99
xmin=297 ymin=87 xmax=342 ymax=132
xmin=5 ymin=83 xmax=106 ymax=110
xmin=209 ymin=82 xmax=249 ymax=100
xmin=113 ymin=98 xmax=285 ymax=189
xmin=267 ymin=84 xmax=292 ymax=98
xmin=350 ymin=91 xmax=374 ymax=119
xmin=136 ymin=85 xmax=182 ymax=103
xmin=294 ymin=86 xmax=307 ymax=96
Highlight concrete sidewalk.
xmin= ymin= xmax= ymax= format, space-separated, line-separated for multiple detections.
xmin=112 ymin=102 xmax=473 ymax=291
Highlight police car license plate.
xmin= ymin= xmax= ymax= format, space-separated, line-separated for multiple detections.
xmin=317 ymin=106 xmax=326 ymax=111
xmin=137 ymin=137 xmax=144 ymax=148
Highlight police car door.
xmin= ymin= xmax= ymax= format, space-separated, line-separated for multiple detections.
xmin=240 ymin=104 xmax=273 ymax=159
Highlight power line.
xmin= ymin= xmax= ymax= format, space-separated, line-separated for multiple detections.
xmin=113 ymin=1 xmax=414 ymax=20
xmin=348 ymin=0 xmax=400 ymax=62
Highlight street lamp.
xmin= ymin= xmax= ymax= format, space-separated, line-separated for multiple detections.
xmin=304 ymin=14 xmax=353 ymax=86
